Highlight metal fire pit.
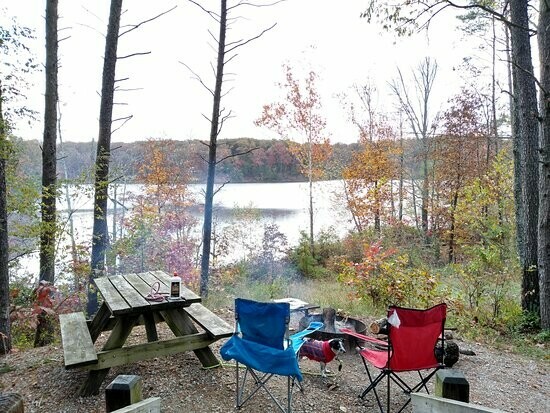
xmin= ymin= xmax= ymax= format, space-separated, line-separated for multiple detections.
xmin=297 ymin=308 xmax=367 ymax=352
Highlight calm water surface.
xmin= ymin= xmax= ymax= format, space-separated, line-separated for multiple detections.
xmin=19 ymin=180 xmax=353 ymax=276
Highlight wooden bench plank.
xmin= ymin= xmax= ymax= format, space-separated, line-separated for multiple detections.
xmin=183 ymin=303 xmax=233 ymax=339
xmin=124 ymin=273 xmax=157 ymax=299
xmin=90 ymin=332 xmax=215 ymax=370
xmin=138 ymin=272 xmax=170 ymax=295
xmin=110 ymin=275 xmax=151 ymax=310
xmin=59 ymin=312 xmax=98 ymax=368
xmin=111 ymin=397 xmax=161 ymax=413
xmin=94 ymin=277 xmax=130 ymax=314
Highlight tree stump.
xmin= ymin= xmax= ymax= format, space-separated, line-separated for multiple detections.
xmin=435 ymin=340 xmax=460 ymax=367
xmin=322 ymin=308 xmax=336 ymax=332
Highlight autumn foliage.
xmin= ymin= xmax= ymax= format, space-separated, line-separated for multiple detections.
xmin=113 ymin=139 xmax=198 ymax=285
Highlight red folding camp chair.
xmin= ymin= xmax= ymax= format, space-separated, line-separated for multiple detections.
xmin=342 ymin=303 xmax=447 ymax=413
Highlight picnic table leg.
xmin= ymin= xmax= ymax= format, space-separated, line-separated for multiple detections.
xmin=88 ymin=302 xmax=112 ymax=343
xmin=142 ymin=312 xmax=159 ymax=342
xmin=79 ymin=315 xmax=139 ymax=396
xmin=161 ymin=308 xmax=220 ymax=368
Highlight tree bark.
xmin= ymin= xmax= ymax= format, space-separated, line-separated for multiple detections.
xmin=39 ymin=0 xmax=58 ymax=285
xmin=0 ymin=83 xmax=11 ymax=354
xmin=200 ymin=0 xmax=227 ymax=298
xmin=510 ymin=0 xmax=540 ymax=315
xmin=35 ymin=0 xmax=58 ymax=348
xmin=89 ymin=0 xmax=123 ymax=315
xmin=538 ymin=0 xmax=550 ymax=329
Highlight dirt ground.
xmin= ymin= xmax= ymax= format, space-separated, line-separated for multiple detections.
xmin=0 ymin=307 xmax=548 ymax=413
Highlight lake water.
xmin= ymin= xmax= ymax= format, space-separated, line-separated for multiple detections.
xmin=18 ymin=180 xmax=354 ymax=276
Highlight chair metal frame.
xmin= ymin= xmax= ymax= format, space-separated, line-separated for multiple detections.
xmin=343 ymin=303 xmax=447 ymax=413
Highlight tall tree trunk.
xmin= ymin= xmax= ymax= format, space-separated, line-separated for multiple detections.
xmin=538 ymin=0 xmax=550 ymax=329
xmin=200 ymin=0 xmax=227 ymax=298
xmin=39 ymin=0 xmax=58 ymax=285
xmin=35 ymin=0 xmax=58 ymax=348
xmin=57 ymin=103 xmax=78 ymax=278
xmin=308 ymin=144 xmax=314 ymax=255
xmin=448 ymin=190 xmax=459 ymax=264
xmin=0 ymin=83 xmax=11 ymax=354
xmin=510 ymin=0 xmax=540 ymax=316
xmin=88 ymin=0 xmax=122 ymax=315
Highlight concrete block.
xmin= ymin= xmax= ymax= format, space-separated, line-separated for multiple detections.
xmin=0 ymin=393 xmax=24 ymax=413
xmin=435 ymin=369 xmax=469 ymax=403
xmin=412 ymin=393 xmax=506 ymax=413
xmin=105 ymin=375 xmax=143 ymax=412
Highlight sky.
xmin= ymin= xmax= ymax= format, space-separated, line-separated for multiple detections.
xmin=2 ymin=0 xmax=476 ymax=144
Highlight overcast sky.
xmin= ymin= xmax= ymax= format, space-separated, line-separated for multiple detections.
xmin=3 ymin=0 xmax=473 ymax=144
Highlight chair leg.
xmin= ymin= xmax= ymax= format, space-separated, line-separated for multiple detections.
xmin=235 ymin=361 xmax=240 ymax=408
xmin=360 ymin=357 xmax=386 ymax=413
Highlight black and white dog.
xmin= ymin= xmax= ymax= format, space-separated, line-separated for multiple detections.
xmin=298 ymin=338 xmax=346 ymax=377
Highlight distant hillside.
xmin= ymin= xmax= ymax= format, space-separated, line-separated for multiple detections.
xmin=15 ymin=138 xmax=361 ymax=184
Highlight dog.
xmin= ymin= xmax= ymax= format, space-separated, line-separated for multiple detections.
xmin=298 ymin=338 xmax=346 ymax=377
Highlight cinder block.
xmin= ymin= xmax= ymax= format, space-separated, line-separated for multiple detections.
xmin=435 ymin=369 xmax=469 ymax=403
xmin=0 ymin=393 xmax=24 ymax=413
xmin=105 ymin=375 xmax=143 ymax=412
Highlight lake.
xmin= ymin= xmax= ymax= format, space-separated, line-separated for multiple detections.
xmin=18 ymin=180 xmax=354 ymax=276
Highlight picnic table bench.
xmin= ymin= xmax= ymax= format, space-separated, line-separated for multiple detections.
xmin=59 ymin=270 xmax=232 ymax=396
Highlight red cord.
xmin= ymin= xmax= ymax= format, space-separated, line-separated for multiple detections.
xmin=146 ymin=281 xmax=167 ymax=302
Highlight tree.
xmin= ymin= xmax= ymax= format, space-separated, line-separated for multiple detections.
xmin=256 ymin=65 xmax=332 ymax=255
xmin=39 ymin=0 xmax=58 ymax=286
xmin=187 ymin=0 xmax=278 ymax=297
xmin=343 ymin=127 xmax=398 ymax=233
xmin=390 ymin=57 xmax=438 ymax=239
xmin=0 ymin=82 xmax=9 ymax=354
xmin=113 ymin=139 xmax=197 ymax=279
xmin=508 ymin=0 xmax=540 ymax=318
xmin=360 ymin=0 xmax=544 ymax=325
xmin=88 ymin=0 xmax=123 ymax=316
xmin=432 ymin=91 xmax=491 ymax=262
xmin=0 ymin=13 xmax=38 ymax=354
xmin=35 ymin=0 xmax=58 ymax=347
xmin=538 ymin=0 xmax=550 ymax=329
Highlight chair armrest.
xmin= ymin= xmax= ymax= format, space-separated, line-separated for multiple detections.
xmin=340 ymin=328 xmax=388 ymax=347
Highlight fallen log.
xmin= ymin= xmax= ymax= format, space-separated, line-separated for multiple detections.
xmin=369 ymin=318 xmax=389 ymax=335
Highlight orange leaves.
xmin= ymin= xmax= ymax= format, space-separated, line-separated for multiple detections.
xmin=343 ymin=137 xmax=399 ymax=229
xmin=255 ymin=64 xmax=331 ymax=180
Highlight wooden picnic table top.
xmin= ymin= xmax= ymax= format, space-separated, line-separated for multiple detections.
xmin=93 ymin=270 xmax=201 ymax=316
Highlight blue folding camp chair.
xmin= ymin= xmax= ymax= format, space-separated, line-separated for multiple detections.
xmin=220 ymin=298 xmax=322 ymax=413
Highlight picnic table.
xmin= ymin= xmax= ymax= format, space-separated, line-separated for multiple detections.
xmin=59 ymin=270 xmax=232 ymax=396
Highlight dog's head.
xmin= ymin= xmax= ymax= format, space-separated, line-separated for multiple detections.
xmin=328 ymin=338 xmax=346 ymax=354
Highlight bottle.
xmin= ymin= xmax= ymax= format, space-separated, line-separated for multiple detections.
xmin=170 ymin=271 xmax=181 ymax=300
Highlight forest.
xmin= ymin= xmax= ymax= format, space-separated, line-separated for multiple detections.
xmin=13 ymin=137 xmax=360 ymax=183
xmin=1 ymin=0 xmax=549 ymax=367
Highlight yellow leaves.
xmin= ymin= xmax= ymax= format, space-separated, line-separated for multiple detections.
xmin=343 ymin=138 xmax=398 ymax=228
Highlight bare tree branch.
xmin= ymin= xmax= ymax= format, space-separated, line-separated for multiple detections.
xmin=118 ymin=51 xmax=151 ymax=59
xmin=228 ymin=0 xmax=286 ymax=12
xmin=226 ymin=23 xmax=277 ymax=54
xmin=111 ymin=114 xmax=133 ymax=134
xmin=114 ymin=87 xmax=144 ymax=92
xmin=179 ymin=61 xmax=215 ymax=96
xmin=213 ymin=180 xmax=231 ymax=196
xmin=187 ymin=0 xmax=221 ymax=22
xmin=216 ymin=147 xmax=258 ymax=165
xmin=119 ymin=6 xmax=177 ymax=37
